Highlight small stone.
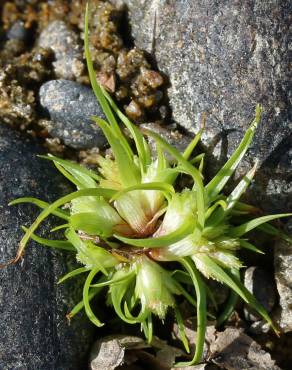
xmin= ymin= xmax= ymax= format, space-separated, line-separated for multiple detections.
xmin=39 ymin=79 xmax=107 ymax=149
xmin=89 ymin=335 xmax=150 ymax=370
xmin=244 ymin=266 xmax=276 ymax=321
xmin=273 ymin=220 xmax=292 ymax=332
xmin=7 ymin=21 xmax=29 ymax=43
xmin=125 ymin=99 xmax=143 ymax=120
xmin=38 ymin=20 xmax=84 ymax=79
xmin=209 ymin=327 xmax=281 ymax=370
xmin=173 ymin=365 xmax=219 ymax=370
xmin=173 ymin=321 xmax=216 ymax=363
xmin=249 ymin=320 xmax=271 ymax=335
xmin=0 ymin=124 xmax=94 ymax=369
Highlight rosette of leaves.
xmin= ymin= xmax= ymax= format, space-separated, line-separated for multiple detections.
xmin=6 ymin=4 xmax=292 ymax=367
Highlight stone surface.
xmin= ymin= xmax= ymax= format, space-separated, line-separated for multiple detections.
xmin=209 ymin=327 xmax=281 ymax=370
xmin=173 ymin=365 xmax=219 ymax=370
xmin=121 ymin=0 xmax=291 ymax=212
xmin=273 ymin=220 xmax=292 ymax=332
xmin=39 ymin=79 xmax=107 ymax=149
xmin=244 ymin=266 xmax=276 ymax=322
xmin=38 ymin=20 xmax=84 ymax=79
xmin=7 ymin=21 xmax=29 ymax=43
xmin=0 ymin=124 xmax=94 ymax=370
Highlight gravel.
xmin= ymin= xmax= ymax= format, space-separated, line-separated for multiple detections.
xmin=39 ymin=79 xmax=107 ymax=149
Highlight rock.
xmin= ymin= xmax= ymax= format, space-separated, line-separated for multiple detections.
xmin=249 ymin=320 xmax=271 ymax=335
xmin=273 ymin=220 xmax=292 ymax=332
xmin=209 ymin=327 xmax=281 ymax=370
xmin=89 ymin=335 xmax=186 ymax=370
xmin=89 ymin=337 xmax=126 ymax=370
xmin=89 ymin=335 xmax=151 ymax=370
xmin=39 ymin=79 xmax=107 ymax=149
xmin=173 ymin=322 xmax=216 ymax=363
xmin=7 ymin=21 xmax=29 ymax=43
xmin=244 ymin=266 xmax=276 ymax=322
xmin=0 ymin=124 xmax=94 ymax=370
xmin=121 ymin=0 xmax=291 ymax=212
xmin=38 ymin=20 xmax=84 ymax=79
xmin=173 ymin=365 xmax=219 ymax=370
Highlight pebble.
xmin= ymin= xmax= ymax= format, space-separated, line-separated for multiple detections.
xmin=7 ymin=20 xmax=29 ymax=43
xmin=38 ymin=20 xmax=84 ymax=79
xmin=39 ymin=79 xmax=107 ymax=149
xmin=244 ymin=266 xmax=276 ymax=322
xmin=209 ymin=327 xmax=281 ymax=370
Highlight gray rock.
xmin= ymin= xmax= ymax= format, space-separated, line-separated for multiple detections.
xmin=0 ymin=124 xmax=94 ymax=370
xmin=273 ymin=220 xmax=292 ymax=332
xmin=121 ymin=0 xmax=291 ymax=212
xmin=244 ymin=266 xmax=276 ymax=322
xmin=38 ymin=20 xmax=84 ymax=79
xmin=173 ymin=365 xmax=219 ymax=370
xmin=209 ymin=327 xmax=281 ymax=370
xmin=7 ymin=21 xmax=29 ymax=43
xmin=39 ymin=79 xmax=107 ymax=149
xmin=249 ymin=320 xmax=271 ymax=335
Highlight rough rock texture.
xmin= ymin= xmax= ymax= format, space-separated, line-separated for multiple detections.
xmin=0 ymin=124 xmax=94 ymax=370
xmin=273 ymin=220 xmax=292 ymax=332
xmin=7 ymin=20 xmax=29 ymax=43
xmin=39 ymin=79 xmax=107 ymax=149
xmin=209 ymin=327 xmax=281 ymax=370
xmin=38 ymin=20 xmax=84 ymax=79
xmin=244 ymin=266 xmax=276 ymax=322
xmin=121 ymin=0 xmax=291 ymax=212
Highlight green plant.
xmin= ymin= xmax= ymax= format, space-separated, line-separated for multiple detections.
xmin=5 ymin=4 xmax=292 ymax=367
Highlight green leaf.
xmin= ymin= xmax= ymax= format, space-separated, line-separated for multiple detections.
xmin=21 ymin=226 xmax=74 ymax=251
xmin=259 ymin=223 xmax=292 ymax=243
xmin=174 ymin=308 xmax=190 ymax=353
xmin=205 ymin=200 xmax=227 ymax=220
xmin=58 ymin=267 xmax=89 ymax=284
xmin=230 ymin=213 xmax=292 ymax=237
xmin=83 ymin=268 xmax=104 ymax=327
xmin=114 ymin=218 xmax=195 ymax=248
xmin=226 ymin=161 xmax=258 ymax=211
xmin=9 ymin=197 xmax=69 ymax=220
xmin=183 ymin=129 xmax=203 ymax=160
xmin=102 ymin=88 xmax=151 ymax=173
xmin=50 ymin=224 xmax=69 ymax=232
xmin=216 ymin=269 xmax=240 ymax=327
xmin=207 ymin=162 xmax=258 ymax=226
xmin=110 ymin=270 xmax=137 ymax=324
xmin=39 ymin=154 xmax=101 ymax=184
xmin=18 ymin=187 xmax=117 ymax=260
xmin=205 ymin=105 xmax=262 ymax=201
xmin=70 ymin=212 xmax=116 ymax=237
xmin=195 ymin=255 xmax=278 ymax=334
xmin=142 ymin=129 xmax=205 ymax=231
xmin=177 ymin=258 xmax=206 ymax=366
xmin=239 ymin=239 xmax=264 ymax=254
xmin=111 ymin=182 xmax=175 ymax=203
xmin=92 ymin=117 xmax=140 ymax=187
xmin=90 ymin=270 xmax=136 ymax=288
xmin=66 ymin=228 xmax=115 ymax=273
xmin=67 ymin=275 xmax=107 ymax=320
